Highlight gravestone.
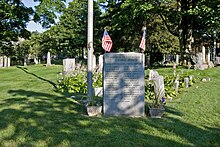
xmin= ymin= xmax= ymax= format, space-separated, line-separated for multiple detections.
xmin=184 ymin=77 xmax=189 ymax=88
xmin=153 ymin=76 xmax=165 ymax=100
xmin=176 ymin=55 xmax=179 ymax=64
xmin=0 ymin=56 xmax=3 ymax=67
xmin=63 ymin=58 xmax=75 ymax=75
xmin=174 ymin=80 xmax=179 ymax=94
xmin=146 ymin=56 xmax=150 ymax=67
xmin=194 ymin=53 xmax=204 ymax=70
xmin=3 ymin=56 xmax=7 ymax=67
xmin=149 ymin=70 xmax=159 ymax=81
xmin=46 ymin=51 xmax=51 ymax=66
xmin=7 ymin=57 xmax=10 ymax=67
xmin=202 ymin=46 xmax=206 ymax=63
xmin=98 ymin=55 xmax=103 ymax=71
xmin=103 ymin=52 xmax=145 ymax=116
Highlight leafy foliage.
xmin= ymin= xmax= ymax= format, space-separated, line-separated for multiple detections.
xmin=145 ymin=71 xmax=199 ymax=104
xmin=56 ymin=66 xmax=102 ymax=94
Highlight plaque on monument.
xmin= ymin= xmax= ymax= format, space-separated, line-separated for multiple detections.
xmin=103 ymin=52 xmax=145 ymax=116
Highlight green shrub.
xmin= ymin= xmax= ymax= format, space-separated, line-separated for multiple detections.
xmin=56 ymin=66 xmax=102 ymax=94
xmin=145 ymin=71 xmax=199 ymax=102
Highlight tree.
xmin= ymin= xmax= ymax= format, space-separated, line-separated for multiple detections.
xmin=0 ymin=0 xmax=33 ymax=56
xmin=0 ymin=0 xmax=67 ymax=58
xmin=54 ymin=0 xmax=102 ymax=58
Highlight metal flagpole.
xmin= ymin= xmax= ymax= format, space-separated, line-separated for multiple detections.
xmin=87 ymin=0 xmax=93 ymax=102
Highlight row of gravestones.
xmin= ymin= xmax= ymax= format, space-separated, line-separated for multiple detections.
xmin=0 ymin=56 xmax=10 ymax=68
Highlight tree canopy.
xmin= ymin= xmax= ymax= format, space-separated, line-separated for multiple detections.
xmin=1 ymin=0 xmax=220 ymax=65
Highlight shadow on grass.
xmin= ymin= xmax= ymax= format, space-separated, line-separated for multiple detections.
xmin=16 ymin=66 xmax=57 ymax=88
xmin=0 ymin=89 xmax=219 ymax=146
xmin=164 ymin=106 xmax=184 ymax=117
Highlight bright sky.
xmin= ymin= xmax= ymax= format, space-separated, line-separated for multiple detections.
xmin=22 ymin=0 xmax=72 ymax=33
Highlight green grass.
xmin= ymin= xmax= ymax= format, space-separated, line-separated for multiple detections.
xmin=0 ymin=64 xmax=220 ymax=146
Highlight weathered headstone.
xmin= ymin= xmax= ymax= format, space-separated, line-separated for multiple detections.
xmin=189 ymin=75 xmax=194 ymax=81
xmin=46 ymin=51 xmax=51 ymax=66
xmin=216 ymin=57 xmax=220 ymax=64
xmin=208 ymin=61 xmax=214 ymax=68
xmin=98 ymin=55 xmax=103 ymax=72
xmin=176 ymin=55 xmax=179 ymax=64
xmin=3 ymin=56 xmax=7 ymax=67
xmin=7 ymin=57 xmax=10 ymax=67
xmin=174 ymin=80 xmax=179 ymax=94
xmin=153 ymin=76 xmax=165 ymax=100
xmin=34 ymin=57 xmax=38 ymax=64
xmin=0 ymin=56 xmax=3 ymax=68
xmin=202 ymin=46 xmax=206 ymax=63
xmin=184 ymin=77 xmax=189 ymax=88
xmin=146 ymin=55 xmax=150 ymax=67
xmin=149 ymin=70 xmax=159 ymax=81
xmin=103 ymin=52 xmax=145 ymax=116
xmin=63 ymin=58 xmax=75 ymax=75
xmin=194 ymin=53 xmax=204 ymax=70
xmin=207 ymin=48 xmax=210 ymax=63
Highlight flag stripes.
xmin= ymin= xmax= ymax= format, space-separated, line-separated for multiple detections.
xmin=139 ymin=30 xmax=146 ymax=51
xmin=102 ymin=30 xmax=113 ymax=52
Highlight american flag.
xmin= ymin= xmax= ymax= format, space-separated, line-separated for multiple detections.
xmin=139 ymin=30 xmax=146 ymax=51
xmin=102 ymin=30 xmax=113 ymax=52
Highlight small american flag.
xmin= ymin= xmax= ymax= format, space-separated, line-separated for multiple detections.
xmin=102 ymin=30 xmax=113 ymax=52
xmin=139 ymin=30 xmax=146 ymax=51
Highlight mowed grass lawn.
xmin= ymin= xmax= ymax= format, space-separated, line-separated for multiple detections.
xmin=0 ymin=64 xmax=219 ymax=146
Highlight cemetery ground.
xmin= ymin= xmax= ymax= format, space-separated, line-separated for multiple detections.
xmin=0 ymin=65 xmax=219 ymax=146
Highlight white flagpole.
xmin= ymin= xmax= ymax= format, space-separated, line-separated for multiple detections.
xmin=87 ymin=0 xmax=93 ymax=102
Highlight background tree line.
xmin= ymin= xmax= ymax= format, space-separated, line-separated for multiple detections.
xmin=1 ymin=0 xmax=220 ymax=65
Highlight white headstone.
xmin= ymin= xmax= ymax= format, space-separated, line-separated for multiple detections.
xmin=174 ymin=80 xmax=179 ymax=94
xmin=184 ymin=77 xmax=189 ymax=88
xmin=0 ymin=56 xmax=3 ymax=67
xmin=153 ymin=76 xmax=165 ymax=100
xmin=207 ymin=48 xmax=210 ymax=63
xmin=46 ymin=51 xmax=51 ymax=66
xmin=149 ymin=70 xmax=159 ymax=81
xmin=34 ymin=57 xmax=38 ymax=64
xmin=176 ymin=55 xmax=179 ymax=64
xmin=202 ymin=46 xmax=206 ymax=63
xmin=98 ymin=55 xmax=103 ymax=71
xmin=103 ymin=52 xmax=145 ymax=116
xmin=7 ymin=57 xmax=10 ymax=67
xmin=63 ymin=58 xmax=75 ymax=75
xmin=3 ymin=56 xmax=7 ymax=67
